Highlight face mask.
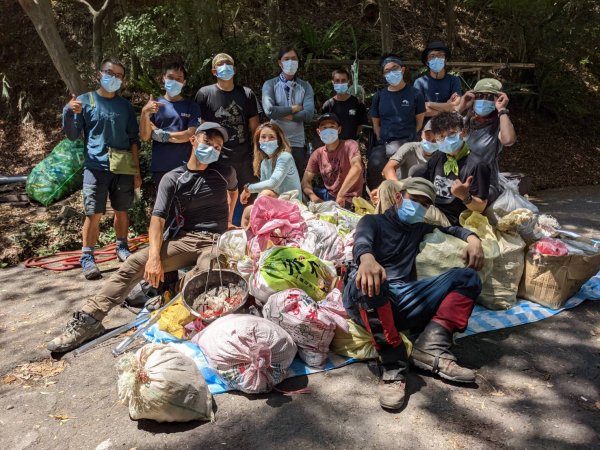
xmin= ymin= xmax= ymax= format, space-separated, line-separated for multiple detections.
xmin=195 ymin=143 xmax=220 ymax=164
xmin=319 ymin=128 xmax=339 ymax=145
xmin=333 ymin=83 xmax=349 ymax=94
xmin=164 ymin=79 xmax=183 ymax=97
xmin=259 ymin=140 xmax=279 ymax=155
xmin=438 ymin=133 xmax=464 ymax=154
xmin=397 ymin=198 xmax=427 ymax=224
xmin=421 ymin=139 xmax=438 ymax=154
xmin=428 ymin=57 xmax=445 ymax=73
xmin=474 ymin=99 xmax=496 ymax=117
xmin=282 ymin=60 xmax=299 ymax=76
xmin=216 ymin=64 xmax=235 ymax=81
xmin=100 ymin=73 xmax=122 ymax=93
xmin=384 ymin=70 xmax=403 ymax=86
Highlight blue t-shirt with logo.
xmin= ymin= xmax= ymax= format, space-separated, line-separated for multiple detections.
xmin=369 ymin=85 xmax=426 ymax=142
xmin=413 ymin=73 xmax=462 ymax=103
xmin=62 ymin=91 xmax=140 ymax=171
xmin=150 ymin=97 xmax=201 ymax=172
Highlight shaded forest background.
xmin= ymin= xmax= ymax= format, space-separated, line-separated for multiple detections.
xmin=1 ymin=0 xmax=600 ymax=189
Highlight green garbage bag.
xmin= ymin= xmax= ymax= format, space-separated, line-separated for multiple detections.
xmin=26 ymin=139 xmax=85 ymax=206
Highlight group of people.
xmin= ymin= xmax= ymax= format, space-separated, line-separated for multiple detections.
xmin=49 ymin=41 xmax=517 ymax=411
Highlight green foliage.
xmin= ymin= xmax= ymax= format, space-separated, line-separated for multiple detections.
xmin=297 ymin=20 xmax=346 ymax=59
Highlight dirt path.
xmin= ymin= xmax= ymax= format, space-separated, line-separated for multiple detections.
xmin=1 ymin=186 xmax=599 ymax=450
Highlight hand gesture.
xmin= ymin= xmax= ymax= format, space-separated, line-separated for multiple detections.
xmin=495 ymin=92 xmax=509 ymax=111
xmin=240 ymin=189 xmax=251 ymax=205
xmin=144 ymin=256 xmax=164 ymax=288
xmin=335 ymin=195 xmax=346 ymax=207
xmin=451 ymin=176 xmax=473 ymax=201
xmin=462 ymin=240 xmax=484 ymax=271
xmin=356 ymin=254 xmax=387 ymax=297
xmin=142 ymin=95 xmax=164 ymax=115
xmin=369 ymin=188 xmax=379 ymax=204
xmin=68 ymin=94 xmax=82 ymax=114
xmin=462 ymin=90 xmax=475 ymax=109
xmin=448 ymin=93 xmax=461 ymax=106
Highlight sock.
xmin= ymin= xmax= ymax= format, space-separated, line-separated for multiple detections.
xmin=116 ymin=237 xmax=128 ymax=248
xmin=81 ymin=246 xmax=94 ymax=255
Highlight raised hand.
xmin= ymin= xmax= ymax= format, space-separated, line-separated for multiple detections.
xmin=496 ymin=92 xmax=509 ymax=110
xmin=142 ymin=94 xmax=164 ymax=115
xmin=451 ymin=175 xmax=473 ymax=200
xmin=68 ymin=94 xmax=82 ymax=114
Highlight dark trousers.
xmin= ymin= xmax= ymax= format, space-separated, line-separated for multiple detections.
xmin=343 ymin=267 xmax=481 ymax=380
xmin=291 ymin=146 xmax=307 ymax=176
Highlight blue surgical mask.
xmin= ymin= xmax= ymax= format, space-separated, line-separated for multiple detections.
xmin=282 ymin=60 xmax=299 ymax=76
xmin=438 ymin=133 xmax=464 ymax=154
xmin=384 ymin=70 xmax=403 ymax=86
xmin=100 ymin=74 xmax=122 ymax=93
xmin=319 ymin=128 xmax=339 ymax=145
xmin=216 ymin=64 xmax=235 ymax=81
xmin=421 ymin=139 xmax=438 ymax=154
xmin=397 ymin=198 xmax=427 ymax=224
xmin=428 ymin=57 xmax=445 ymax=73
xmin=195 ymin=143 xmax=220 ymax=164
xmin=474 ymin=99 xmax=496 ymax=117
xmin=164 ymin=79 xmax=183 ymax=97
xmin=259 ymin=140 xmax=279 ymax=155
xmin=333 ymin=82 xmax=349 ymax=94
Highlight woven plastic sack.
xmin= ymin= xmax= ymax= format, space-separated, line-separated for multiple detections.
xmin=117 ymin=344 xmax=212 ymax=422
xmin=486 ymin=175 xmax=539 ymax=224
xmin=478 ymin=231 xmax=526 ymax=310
xmin=262 ymin=288 xmax=347 ymax=368
xmin=300 ymin=219 xmax=344 ymax=263
xmin=352 ymin=197 xmax=375 ymax=216
xmin=194 ymin=315 xmax=297 ymax=394
xmin=424 ymin=205 xmax=451 ymax=227
xmin=249 ymin=246 xmax=337 ymax=303
xmin=26 ymin=138 xmax=85 ymax=206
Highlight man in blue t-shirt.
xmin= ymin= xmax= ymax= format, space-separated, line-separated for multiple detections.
xmin=63 ymin=57 xmax=140 ymax=280
xmin=140 ymin=62 xmax=201 ymax=187
xmin=367 ymin=54 xmax=426 ymax=188
xmin=413 ymin=41 xmax=462 ymax=121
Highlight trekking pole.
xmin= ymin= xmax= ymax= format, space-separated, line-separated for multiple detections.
xmin=112 ymin=292 xmax=183 ymax=357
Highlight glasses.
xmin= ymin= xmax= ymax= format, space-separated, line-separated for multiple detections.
xmin=101 ymin=69 xmax=124 ymax=80
xmin=475 ymin=93 xmax=496 ymax=101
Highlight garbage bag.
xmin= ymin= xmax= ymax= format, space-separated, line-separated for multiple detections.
xmin=194 ymin=315 xmax=297 ymax=394
xmin=249 ymin=246 xmax=337 ymax=304
xmin=263 ymin=288 xmax=346 ymax=368
xmin=300 ymin=219 xmax=344 ymax=263
xmin=459 ymin=211 xmax=500 ymax=283
xmin=424 ymin=205 xmax=451 ymax=227
xmin=478 ymin=231 xmax=526 ymax=310
xmin=486 ymin=175 xmax=538 ymax=224
xmin=352 ymin=197 xmax=375 ymax=216
xmin=218 ymin=230 xmax=248 ymax=264
xmin=157 ymin=295 xmax=195 ymax=339
xmin=533 ymin=238 xmax=569 ymax=256
xmin=307 ymin=201 xmax=361 ymax=237
xmin=117 ymin=344 xmax=212 ymax=422
xmin=26 ymin=138 xmax=85 ymax=206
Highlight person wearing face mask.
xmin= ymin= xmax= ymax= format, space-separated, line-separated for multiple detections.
xmin=302 ymin=113 xmax=364 ymax=208
xmin=62 ymin=58 xmax=141 ymax=280
xmin=457 ymin=78 xmax=516 ymax=199
xmin=367 ymin=54 xmax=426 ymax=190
xmin=239 ymin=123 xmax=302 ymax=228
xmin=195 ymin=53 xmax=261 ymax=220
xmin=321 ymin=68 xmax=368 ymax=140
xmin=47 ymin=123 xmax=238 ymax=353
xmin=343 ymin=176 xmax=484 ymax=410
xmin=413 ymin=41 xmax=462 ymax=121
xmin=140 ymin=62 xmax=201 ymax=188
xmin=420 ymin=112 xmax=493 ymax=225
xmin=261 ymin=46 xmax=315 ymax=174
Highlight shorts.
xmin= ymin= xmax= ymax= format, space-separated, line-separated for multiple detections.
xmin=82 ymin=168 xmax=134 ymax=215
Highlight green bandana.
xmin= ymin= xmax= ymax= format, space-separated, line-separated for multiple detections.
xmin=443 ymin=143 xmax=470 ymax=176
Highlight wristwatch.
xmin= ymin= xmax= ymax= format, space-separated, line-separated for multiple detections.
xmin=497 ymin=108 xmax=510 ymax=117
xmin=462 ymin=193 xmax=473 ymax=205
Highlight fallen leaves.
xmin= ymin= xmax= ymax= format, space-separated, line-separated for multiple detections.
xmin=2 ymin=359 xmax=67 ymax=386
xmin=49 ymin=414 xmax=76 ymax=425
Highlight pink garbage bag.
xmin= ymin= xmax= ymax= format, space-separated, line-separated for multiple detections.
xmin=533 ymin=238 xmax=569 ymax=256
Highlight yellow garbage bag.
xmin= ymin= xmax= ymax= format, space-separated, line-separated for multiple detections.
xmin=331 ymin=319 xmax=412 ymax=360
xmin=352 ymin=197 xmax=375 ymax=216
xmin=157 ymin=294 xmax=195 ymax=339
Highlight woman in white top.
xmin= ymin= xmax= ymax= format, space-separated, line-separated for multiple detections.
xmin=240 ymin=122 xmax=301 ymax=228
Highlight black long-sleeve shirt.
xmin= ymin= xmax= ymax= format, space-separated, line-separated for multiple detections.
xmin=353 ymin=207 xmax=476 ymax=283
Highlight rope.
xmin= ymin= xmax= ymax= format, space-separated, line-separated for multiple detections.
xmin=24 ymin=234 xmax=149 ymax=271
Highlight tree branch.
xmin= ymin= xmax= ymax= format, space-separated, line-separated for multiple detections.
xmin=76 ymin=0 xmax=96 ymax=16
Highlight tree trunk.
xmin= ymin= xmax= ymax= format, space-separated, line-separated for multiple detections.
xmin=77 ymin=0 xmax=113 ymax=68
xmin=379 ymin=0 xmax=393 ymax=54
xmin=445 ymin=0 xmax=456 ymax=51
xmin=18 ymin=0 xmax=87 ymax=95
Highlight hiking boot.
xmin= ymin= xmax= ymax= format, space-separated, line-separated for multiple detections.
xmin=46 ymin=312 xmax=105 ymax=353
xmin=116 ymin=243 xmax=132 ymax=262
xmin=378 ymin=379 xmax=406 ymax=410
xmin=411 ymin=321 xmax=476 ymax=384
xmin=80 ymin=253 xmax=101 ymax=280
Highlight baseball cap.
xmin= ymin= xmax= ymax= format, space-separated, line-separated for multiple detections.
xmin=212 ymin=53 xmax=234 ymax=67
xmin=473 ymin=78 xmax=502 ymax=95
xmin=196 ymin=122 xmax=229 ymax=142
xmin=317 ymin=113 xmax=341 ymax=127
xmin=402 ymin=177 xmax=436 ymax=203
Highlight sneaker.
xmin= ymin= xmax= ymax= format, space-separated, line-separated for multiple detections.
xmin=116 ymin=243 xmax=132 ymax=262
xmin=80 ymin=253 xmax=101 ymax=280
xmin=378 ymin=379 xmax=406 ymax=410
xmin=46 ymin=312 xmax=105 ymax=353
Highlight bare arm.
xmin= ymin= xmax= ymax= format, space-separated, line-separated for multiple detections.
xmin=465 ymin=196 xmax=488 ymax=213
xmin=382 ymin=159 xmax=400 ymax=180
xmin=144 ymin=215 xmax=166 ymax=288
xmin=227 ymin=189 xmax=238 ymax=227
xmin=301 ymin=170 xmax=321 ymax=203
xmin=415 ymin=112 xmax=425 ymax=132
xmin=168 ymin=127 xmax=197 ymax=143
xmin=336 ymin=156 xmax=363 ymax=201
xmin=139 ymin=111 xmax=153 ymax=142
xmin=248 ymin=115 xmax=260 ymax=135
